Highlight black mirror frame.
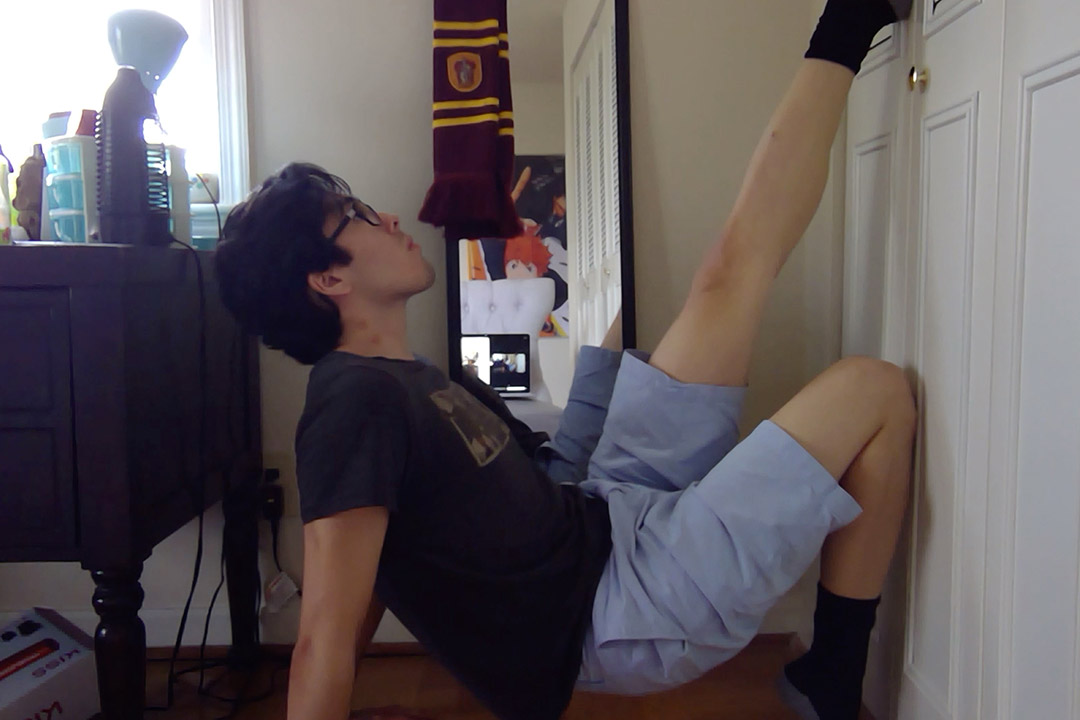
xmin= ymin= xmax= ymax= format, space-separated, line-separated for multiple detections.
xmin=447 ymin=0 xmax=635 ymax=380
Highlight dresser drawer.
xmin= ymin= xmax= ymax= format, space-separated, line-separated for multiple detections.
xmin=0 ymin=289 xmax=77 ymax=557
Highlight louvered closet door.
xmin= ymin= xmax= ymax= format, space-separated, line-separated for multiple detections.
xmin=982 ymin=0 xmax=1080 ymax=718
xmin=569 ymin=0 xmax=621 ymax=354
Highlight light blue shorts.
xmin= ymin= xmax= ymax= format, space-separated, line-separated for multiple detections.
xmin=537 ymin=348 xmax=862 ymax=695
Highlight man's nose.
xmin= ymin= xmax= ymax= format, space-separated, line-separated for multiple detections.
xmin=380 ymin=212 xmax=400 ymax=232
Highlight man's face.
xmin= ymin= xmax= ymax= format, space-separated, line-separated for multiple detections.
xmin=319 ymin=198 xmax=436 ymax=304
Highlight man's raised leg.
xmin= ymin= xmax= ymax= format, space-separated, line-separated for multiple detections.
xmin=647 ymin=58 xmax=854 ymax=387
xmin=649 ymin=0 xmax=907 ymax=388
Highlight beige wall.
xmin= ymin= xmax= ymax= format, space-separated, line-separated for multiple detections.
xmin=514 ymin=81 xmax=566 ymax=156
xmin=623 ymin=0 xmax=844 ymax=633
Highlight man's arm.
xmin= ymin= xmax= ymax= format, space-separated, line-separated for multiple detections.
xmin=288 ymin=505 xmax=389 ymax=720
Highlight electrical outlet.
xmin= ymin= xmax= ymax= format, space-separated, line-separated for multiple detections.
xmin=261 ymin=482 xmax=284 ymax=522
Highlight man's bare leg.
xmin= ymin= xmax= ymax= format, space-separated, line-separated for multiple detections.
xmin=771 ymin=358 xmax=915 ymax=599
xmin=649 ymin=0 xmax=909 ymax=389
xmin=647 ymin=59 xmax=853 ymax=388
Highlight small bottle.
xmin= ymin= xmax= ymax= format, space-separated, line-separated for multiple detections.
xmin=0 ymin=145 xmax=12 ymax=244
xmin=12 ymin=145 xmax=46 ymax=240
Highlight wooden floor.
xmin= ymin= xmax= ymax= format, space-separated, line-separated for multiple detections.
xmin=146 ymin=635 xmax=873 ymax=719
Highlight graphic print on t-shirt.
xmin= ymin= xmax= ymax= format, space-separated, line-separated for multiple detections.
xmin=429 ymin=383 xmax=510 ymax=467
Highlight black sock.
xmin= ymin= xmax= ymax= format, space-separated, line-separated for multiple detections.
xmin=784 ymin=584 xmax=880 ymax=720
xmin=805 ymin=0 xmax=901 ymax=75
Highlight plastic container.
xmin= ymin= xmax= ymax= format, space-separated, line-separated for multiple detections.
xmin=46 ymin=173 xmax=86 ymax=210
xmin=43 ymin=136 xmax=99 ymax=242
xmin=12 ymin=145 xmax=46 ymax=240
xmin=48 ymin=209 xmax=88 ymax=243
xmin=46 ymin=141 xmax=87 ymax=174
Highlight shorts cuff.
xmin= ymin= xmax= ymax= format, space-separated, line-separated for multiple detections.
xmin=760 ymin=420 xmax=863 ymax=530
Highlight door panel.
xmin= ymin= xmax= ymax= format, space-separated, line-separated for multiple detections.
xmin=843 ymin=135 xmax=892 ymax=358
xmin=984 ymin=0 xmax=1080 ymax=713
xmin=898 ymin=0 xmax=1004 ymax=717
xmin=923 ymin=0 xmax=982 ymax=37
xmin=996 ymin=55 xmax=1080 ymax=720
xmin=906 ymin=97 xmax=979 ymax=719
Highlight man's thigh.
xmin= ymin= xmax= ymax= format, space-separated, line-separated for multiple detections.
xmin=586 ymin=350 xmax=746 ymax=493
xmin=535 ymin=346 xmax=624 ymax=485
xmin=578 ymin=421 xmax=861 ymax=694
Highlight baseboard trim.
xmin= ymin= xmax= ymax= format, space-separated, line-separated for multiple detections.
xmin=152 ymin=635 xmax=797 ymax=661
xmin=1 ymin=606 xmax=234 ymax=647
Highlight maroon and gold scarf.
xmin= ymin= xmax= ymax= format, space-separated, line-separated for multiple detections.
xmin=418 ymin=0 xmax=522 ymax=240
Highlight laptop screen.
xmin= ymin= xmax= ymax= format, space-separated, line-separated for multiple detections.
xmin=461 ymin=334 xmax=531 ymax=395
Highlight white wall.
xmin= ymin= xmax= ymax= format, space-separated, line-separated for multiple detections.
xmin=623 ymin=0 xmax=845 ymax=634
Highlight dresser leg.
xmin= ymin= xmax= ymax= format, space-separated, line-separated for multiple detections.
xmin=91 ymin=564 xmax=146 ymax=720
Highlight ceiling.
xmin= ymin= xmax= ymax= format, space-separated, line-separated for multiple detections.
xmin=507 ymin=0 xmax=564 ymax=84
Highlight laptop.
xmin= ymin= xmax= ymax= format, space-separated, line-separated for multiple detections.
xmin=461 ymin=333 xmax=532 ymax=397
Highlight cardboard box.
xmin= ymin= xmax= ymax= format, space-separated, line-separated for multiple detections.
xmin=0 ymin=608 xmax=98 ymax=720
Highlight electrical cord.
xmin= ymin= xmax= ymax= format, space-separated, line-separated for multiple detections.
xmin=146 ymin=176 xmax=294 ymax=717
xmin=146 ymin=177 xmax=276 ymax=714
xmin=144 ymin=231 xmax=208 ymax=712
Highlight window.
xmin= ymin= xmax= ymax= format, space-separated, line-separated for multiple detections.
xmin=0 ymin=0 xmax=248 ymax=205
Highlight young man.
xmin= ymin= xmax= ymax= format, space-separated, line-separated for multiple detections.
xmin=215 ymin=1 xmax=915 ymax=718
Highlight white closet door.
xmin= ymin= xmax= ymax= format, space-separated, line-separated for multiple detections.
xmin=897 ymin=0 xmax=1006 ymax=718
xmin=983 ymin=0 xmax=1080 ymax=718
xmin=842 ymin=19 xmax=917 ymax=719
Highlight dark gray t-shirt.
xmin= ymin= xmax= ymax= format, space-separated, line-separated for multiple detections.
xmin=295 ymin=351 xmax=612 ymax=720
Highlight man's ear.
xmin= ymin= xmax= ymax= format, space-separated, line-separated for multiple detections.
xmin=308 ymin=268 xmax=350 ymax=298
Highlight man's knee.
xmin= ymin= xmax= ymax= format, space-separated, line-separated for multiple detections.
xmin=832 ymin=356 xmax=916 ymax=434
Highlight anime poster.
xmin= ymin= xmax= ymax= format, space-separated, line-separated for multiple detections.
xmin=462 ymin=155 xmax=568 ymax=337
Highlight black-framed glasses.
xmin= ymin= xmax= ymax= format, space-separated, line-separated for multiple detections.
xmin=328 ymin=197 xmax=381 ymax=241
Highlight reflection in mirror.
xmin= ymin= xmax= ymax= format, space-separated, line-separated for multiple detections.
xmin=565 ymin=0 xmax=634 ymax=361
xmin=448 ymin=0 xmax=633 ymax=423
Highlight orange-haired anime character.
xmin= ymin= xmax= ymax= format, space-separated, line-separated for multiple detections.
xmin=503 ymin=231 xmax=553 ymax=279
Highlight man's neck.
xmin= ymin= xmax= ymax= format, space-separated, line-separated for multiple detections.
xmin=336 ymin=302 xmax=413 ymax=361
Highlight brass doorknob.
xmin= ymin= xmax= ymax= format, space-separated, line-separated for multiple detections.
xmin=909 ymin=66 xmax=930 ymax=92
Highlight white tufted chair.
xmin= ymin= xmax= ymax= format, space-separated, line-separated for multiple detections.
xmin=460 ymin=278 xmax=564 ymax=435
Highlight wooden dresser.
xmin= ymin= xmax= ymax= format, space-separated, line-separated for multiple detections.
xmin=0 ymin=243 xmax=262 ymax=720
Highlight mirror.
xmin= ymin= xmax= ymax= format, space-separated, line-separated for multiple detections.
xmin=446 ymin=0 xmax=634 ymax=414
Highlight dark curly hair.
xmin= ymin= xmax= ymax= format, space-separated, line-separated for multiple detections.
xmin=215 ymin=163 xmax=354 ymax=365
